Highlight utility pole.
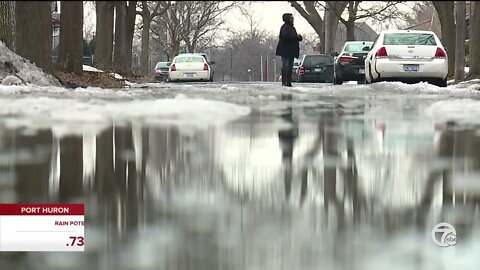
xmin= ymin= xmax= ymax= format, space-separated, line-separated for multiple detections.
xmin=260 ymin=53 xmax=263 ymax=82
xmin=230 ymin=48 xmax=233 ymax=81
xmin=455 ymin=1 xmax=466 ymax=83
xmin=273 ymin=58 xmax=276 ymax=82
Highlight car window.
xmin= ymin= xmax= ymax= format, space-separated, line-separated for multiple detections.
xmin=383 ymin=33 xmax=437 ymax=45
xmin=344 ymin=42 xmax=373 ymax=52
xmin=175 ymin=56 xmax=205 ymax=63
xmin=303 ymin=55 xmax=333 ymax=66
xmin=155 ymin=62 xmax=170 ymax=68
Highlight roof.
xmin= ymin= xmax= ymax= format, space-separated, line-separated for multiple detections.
xmin=380 ymin=29 xmax=437 ymax=34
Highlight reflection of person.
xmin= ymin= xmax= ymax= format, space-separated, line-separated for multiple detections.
xmin=275 ymin=13 xmax=302 ymax=87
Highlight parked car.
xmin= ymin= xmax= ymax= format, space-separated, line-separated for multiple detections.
xmin=177 ymin=53 xmax=215 ymax=81
xmin=296 ymin=54 xmax=334 ymax=83
xmin=153 ymin=61 xmax=171 ymax=81
xmin=169 ymin=54 xmax=212 ymax=82
xmin=292 ymin=58 xmax=302 ymax=81
xmin=364 ymin=30 xmax=448 ymax=87
xmin=334 ymin=41 xmax=373 ymax=84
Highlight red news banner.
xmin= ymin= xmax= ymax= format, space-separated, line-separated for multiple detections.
xmin=0 ymin=204 xmax=84 ymax=251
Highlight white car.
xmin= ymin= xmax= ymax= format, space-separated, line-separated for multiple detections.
xmin=169 ymin=54 xmax=212 ymax=82
xmin=364 ymin=30 xmax=448 ymax=87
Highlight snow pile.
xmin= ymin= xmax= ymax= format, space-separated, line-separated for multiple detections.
xmin=425 ymin=99 xmax=480 ymax=124
xmin=0 ymin=95 xmax=251 ymax=137
xmin=0 ymin=41 xmax=61 ymax=87
xmin=82 ymin=65 xmax=127 ymax=80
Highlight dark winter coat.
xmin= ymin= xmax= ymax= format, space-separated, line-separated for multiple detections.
xmin=275 ymin=23 xmax=302 ymax=58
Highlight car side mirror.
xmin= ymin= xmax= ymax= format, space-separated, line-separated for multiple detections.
xmin=362 ymin=46 xmax=370 ymax=51
xmin=209 ymin=61 xmax=216 ymax=65
xmin=334 ymin=52 xmax=339 ymax=56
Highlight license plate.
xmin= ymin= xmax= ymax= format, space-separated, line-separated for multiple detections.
xmin=358 ymin=69 xmax=365 ymax=74
xmin=184 ymin=73 xmax=196 ymax=78
xmin=314 ymin=68 xmax=322 ymax=72
xmin=404 ymin=65 xmax=419 ymax=72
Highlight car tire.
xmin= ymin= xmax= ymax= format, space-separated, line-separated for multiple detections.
xmin=333 ymin=76 xmax=343 ymax=85
xmin=434 ymin=78 xmax=447 ymax=87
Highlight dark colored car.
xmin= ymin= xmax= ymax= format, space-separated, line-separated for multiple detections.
xmin=296 ymin=54 xmax=334 ymax=83
xmin=153 ymin=62 xmax=171 ymax=81
xmin=334 ymin=41 xmax=373 ymax=84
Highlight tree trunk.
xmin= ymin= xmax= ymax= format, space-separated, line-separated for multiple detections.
xmin=0 ymin=1 xmax=15 ymax=50
xmin=141 ymin=12 xmax=151 ymax=75
xmin=433 ymin=1 xmax=456 ymax=78
xmin=15 ymin=1 xmax=51 ymax=72
xmin=58 ymin=1 xmax=83 ymax=74
xmin=114 ymin=1 xmax=128 ymax=75
xmin=324 ymin=1 xmax=347 ymax=55
xmin=94 ymin=1 xmax=114 ymax=69
xmin=454 ymin=1 xmax=465 ymax=82
xmin=345 ymin=19 xmax=355 ymax=41
xmin=469 ymin=1 xmax=480 ymax=77
xmin=125 ymin=1 xmax=137 ymax=74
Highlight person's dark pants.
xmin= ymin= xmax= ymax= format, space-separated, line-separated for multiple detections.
xmin=281 ymin=57 xmax=294 ymax=86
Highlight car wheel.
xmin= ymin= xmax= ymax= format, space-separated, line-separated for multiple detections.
xmin=433 ymin=78 xmax=447 ymax=87
xmin=333 ymin=76 xmax=343 ymax=85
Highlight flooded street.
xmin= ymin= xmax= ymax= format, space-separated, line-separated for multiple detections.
xmin=1 ymin=81 xmax=480 ymax=269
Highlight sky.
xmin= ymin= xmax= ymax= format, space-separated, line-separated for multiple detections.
xmin=82 ymin=1 xmax=415 ymax=42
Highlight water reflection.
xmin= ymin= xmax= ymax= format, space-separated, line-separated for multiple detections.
xmin=0 ymin=104 xmax=479 ymax=269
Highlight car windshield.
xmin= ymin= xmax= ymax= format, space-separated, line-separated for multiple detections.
xmin=155 ymin=62 xmax=170 ymax=69
xmin=344 ymin=42 xmax=373 ymax=52
xmin=303 ymin=55 xmax=332 ymax=66
xmin=383 ymin=33 xmax=437 ymax=45
xmin=175 ymin=56 xmax=205 ymax=63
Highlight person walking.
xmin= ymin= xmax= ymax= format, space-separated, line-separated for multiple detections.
xmin=275 ymin=13 xmax=302 ymax=87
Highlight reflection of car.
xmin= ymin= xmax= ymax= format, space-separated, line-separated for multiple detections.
xmin=296 ymin=54 xmax=334 ymax=83
xmin=153 ymin=62 xmax=171 ymax=81
xmin=364 ymin=30 xmax=448 ymax=87
xmin=334 ymin=41 xmax=373 ymax=84
xmin=169 ymin=54 xmax=212 ymax=82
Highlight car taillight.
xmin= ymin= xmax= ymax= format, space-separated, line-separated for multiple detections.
xmin=375 ymin=47 xmax=388 ymax=58
xmin=299 ymin=66 xmax=305 ymax=74
xmin=170 ymin=64 xmax=176 ymax=71
xmin=339 ymin=56 xmax=355 ymax=62
xmin=434 ymin=47 xmax=446 ymax=59
xmin=204 ymin=63 xmax=209 ymax=70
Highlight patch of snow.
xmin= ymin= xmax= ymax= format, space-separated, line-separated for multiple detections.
xmin=2 ymin=75 xmax=22 ymax=86
xmin=109 ymin=72 xmax=125 ymax=80
xmin=0 ymin=95 xmax=251 ymax=138
xmin=82 ymin=65 xmax=103 ymax=73
xmin=425 ymin=99 xmax=480 ymax=124
xmin=0 ymin=41 xmax=60 ymax=86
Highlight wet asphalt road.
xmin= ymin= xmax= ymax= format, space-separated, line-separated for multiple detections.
xmin=0 ymin=81 xmax=480 ymax=269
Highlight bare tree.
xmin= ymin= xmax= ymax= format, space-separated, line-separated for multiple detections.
xmin=94 ymin=1 xmax=115 ymax=69
xmin=433 ymin=1 xmax=455 ymax=78
xmin=125 ymin=1 xmax=137 ymax=73
xmin=454 ymin=1 xmax=465 ymax=82
xmin=469 ymin=1 xmax=480 ymax=77
xmin=138 ymin=1 xmax=170 ymax=75
xmin=289 ymin=1 xmax=325 ymax=52
xmin=58 ymin=1 xmax=83 ymax=74
xmin=0 ymin=1 xmax=15 ymax=50
xmin=15 ymin=1 xmax=52 ymax=72
xmin=151 ymin=5 xmax=183 ymax=60
xmin=325 ymin=1 xmax=348 ymax=54
xmin=326 ymin=1 xmax=404 ymax=41
xmin=113 ymin=1 xmax=127 ymax=75
xmin=179 ymin=1 xmax=235 ymax=52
